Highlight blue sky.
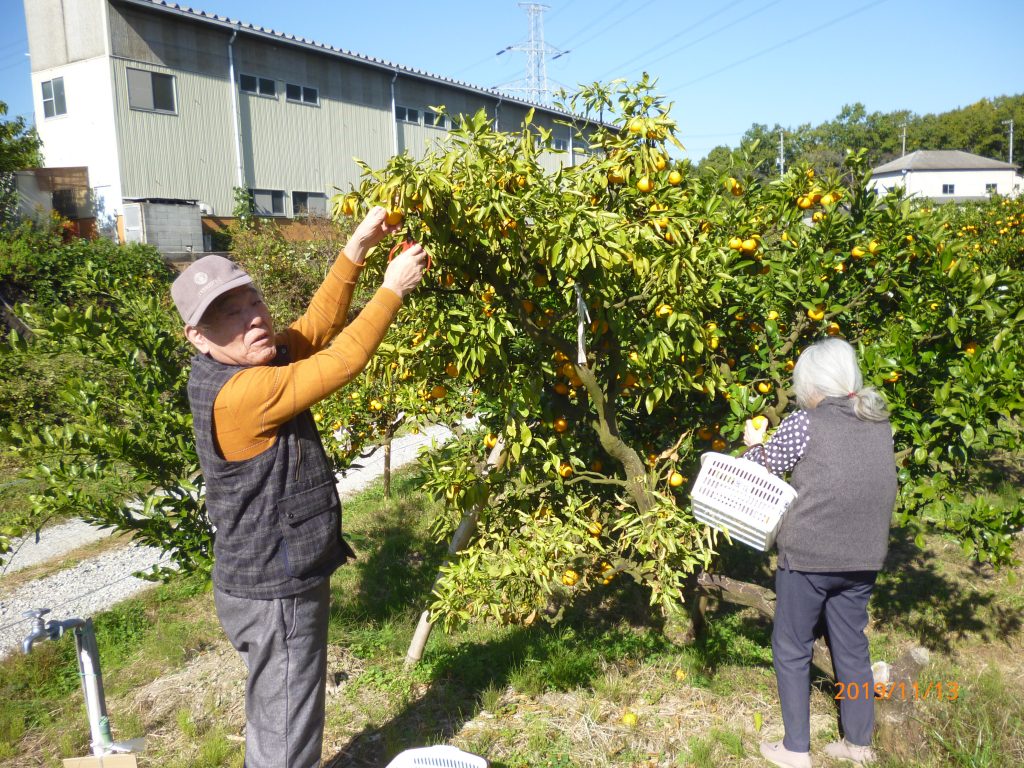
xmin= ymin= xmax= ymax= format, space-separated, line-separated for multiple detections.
xmin=2 ymin=0 xmax=1022 ymax=159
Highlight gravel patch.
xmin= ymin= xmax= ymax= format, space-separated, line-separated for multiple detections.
xmin=0 ymin=424 xmax=458 ymax=659
xmin=1 ymin=518 xmax=115 ymax=575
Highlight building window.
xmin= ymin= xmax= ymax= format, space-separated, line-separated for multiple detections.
xmin=41 ymin=77 xmax=67 ymax=118
xmin=127 ymin=68 xmax=176 ymax=113
xmin=396 ymin=105 xmax=420 ymax=124
xmin=552 ymin=137 xmax=569 ymax=151
xmin=986 ymin=183 xmax=997 ymax=194
xmin=251 ymin=189 xmax=285 ymax=216
xmin=425 ymin=110 xmax=449 ymax=129
xmin=941 ymin=183 xmax=955 ymax=195
xmin=286 ymin=83 xmax=319 ymax=105
xmin=240 ymin=74 xmax=276 ymax=97
xmin=292 ymin=192 xmax=327 ymax=217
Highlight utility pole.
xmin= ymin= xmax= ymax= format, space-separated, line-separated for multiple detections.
xmin=900 ymin=124 xmax=907 ymax=157
xmin=1003 ymin=119 xmax=1015 ymax=165
xmin=495 ymin=3 xmax=566 ymax=104
xmin=778 ymin=129 xmax=785 ymax=178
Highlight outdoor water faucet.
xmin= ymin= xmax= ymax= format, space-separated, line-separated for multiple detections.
xmin=22 ymin=608 xmax=85 ymax=654
xmin=21 ymin=608 xmax=55 ymax=654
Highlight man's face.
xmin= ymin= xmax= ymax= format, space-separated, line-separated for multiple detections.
xmin=185 ymin=286 xmax=277 ymax=366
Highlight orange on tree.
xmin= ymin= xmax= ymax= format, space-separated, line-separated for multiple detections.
xmin=756 ymin=382 xmax=772 ymax=394
xmin=807 ymin=306 xmax=826 ymax=321
xmin=751 ymin=415 xmax=769 ymax=431
xmin=384 ymin=208 xmax=405 ymax=226
xmin=553 ymin=417 xmax=569 ymax=433
xmin=484 ymin=433 xmax=498 ymax=449
xmin=637 ymin=176 xmax=654 ymax=193
xmin=668 ymin=170 xmax=682 ymax=186
xmin=558 ymin=462 xmax=573 ymax=479
xmin=561 ymin=569 xmax=579 ymax=586
xmin=669 ymin=471 xmax=685 ymax=487
xmin=587 ymin=521 xmax=603 ymax=536
xmin=445 ymin=363 xmax=459 ymax=377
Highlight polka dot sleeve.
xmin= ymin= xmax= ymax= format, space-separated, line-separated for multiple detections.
xmin=744 ymin=410 xmax=810 ymax=475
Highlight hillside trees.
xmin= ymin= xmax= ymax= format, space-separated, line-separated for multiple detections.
xmin=701 ymin=94 xmax=1023 ymax=176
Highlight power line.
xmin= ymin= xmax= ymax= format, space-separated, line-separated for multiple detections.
xmin=595 ymin=0 xmax=753 ymax=81
xmin=671 ymin=0 xmax=888 ymax=91
xmin=552 ymin=0 xmax=660 ymax=61
xmin=545 ymin=0 xmax=582 ymax=23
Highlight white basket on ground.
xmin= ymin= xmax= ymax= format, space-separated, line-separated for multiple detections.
xmin=385 ymin=745 xmax=488 ymax=768
xmin=690 ymin=452 xmax=797 ymax=551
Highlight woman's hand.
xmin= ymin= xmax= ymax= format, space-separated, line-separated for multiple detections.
xmin=743 ymin=417 xmax=768 ymax=446
xmin=382 ymin=242 xmax=428 ymax=299
xmin=344 ymin=206 xmax=401 ymax=264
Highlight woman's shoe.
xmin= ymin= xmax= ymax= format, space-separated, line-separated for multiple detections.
xmin=823 ymin=739 xmax=876 ymax=765
xmin=759 ymin=739 xmax=812 ymax=768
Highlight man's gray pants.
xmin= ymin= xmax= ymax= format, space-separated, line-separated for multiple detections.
xmin=215 ymin=580 xmax=331 ymax=768
xmin=773 ymin=566 xmax=877 ymax=753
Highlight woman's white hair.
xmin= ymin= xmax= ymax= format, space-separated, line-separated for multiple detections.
xmin=792 ymin=338 xmax=889 ymax=421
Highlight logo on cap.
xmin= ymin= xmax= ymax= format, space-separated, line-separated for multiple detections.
xmin=194 ymin=272 xmax=210 ymax=285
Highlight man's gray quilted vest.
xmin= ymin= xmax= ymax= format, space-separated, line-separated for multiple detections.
xmin=188 ymin=350 xmax=354 ymax=599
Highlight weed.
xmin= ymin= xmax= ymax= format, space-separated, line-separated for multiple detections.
xmin=680 ymin=735 xmax=715 ymax=768
xmin=478 ymin=682 xmax=503 ymax=714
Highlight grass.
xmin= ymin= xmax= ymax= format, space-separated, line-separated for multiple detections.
xmin=0 ymin=467 xmax=1021 ymax=767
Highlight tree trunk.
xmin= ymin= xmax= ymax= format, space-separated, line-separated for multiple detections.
xmin=404 ymin=440 xmax=508 ymax=667
xmin=383 ymin=436 xmax=392 ymax=499
xmin=874 ymin=646 xmax=930 ymax=754
xmin=692 ymin=571 xmax=834 ymax=678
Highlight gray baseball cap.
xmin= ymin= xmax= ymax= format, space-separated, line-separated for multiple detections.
xmin=171 ymin=254 xmax=254 ymax=326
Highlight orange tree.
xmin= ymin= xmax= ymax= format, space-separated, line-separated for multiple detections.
xmin=335 ymin=79 xmax=1023 ymax=634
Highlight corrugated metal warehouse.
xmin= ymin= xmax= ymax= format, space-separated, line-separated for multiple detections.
xmin=24 ymin=0 xmax=592 ymax=246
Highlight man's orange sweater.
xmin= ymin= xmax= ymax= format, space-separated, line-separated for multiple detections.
xmin=211 ymin=254 xmax=401 ymax=461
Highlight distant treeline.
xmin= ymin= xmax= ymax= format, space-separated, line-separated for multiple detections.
xmin=697 ymin=94 xmax=1023 ymax=175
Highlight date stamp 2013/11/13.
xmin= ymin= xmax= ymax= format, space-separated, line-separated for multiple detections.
xmin=834 ymin=681 xmax=959 ymax=701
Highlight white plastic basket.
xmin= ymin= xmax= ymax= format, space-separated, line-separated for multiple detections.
xmin=690 ymin=452 xmax=797 ymax=551
xmin=385 ymin=745 xmax=488 ymax=768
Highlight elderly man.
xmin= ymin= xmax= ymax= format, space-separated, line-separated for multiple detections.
xmin=171 ymin=206 xmax=426 ymax=767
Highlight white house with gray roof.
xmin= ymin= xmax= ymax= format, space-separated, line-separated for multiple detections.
xmin=870 ymin=150 xmax=1022 ymax=202
xmin=23 ymin=0 xmax=593 ymax=241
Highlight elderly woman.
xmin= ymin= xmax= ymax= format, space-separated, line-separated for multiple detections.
xmin=743 ymin=338 xmax=897 ymax=768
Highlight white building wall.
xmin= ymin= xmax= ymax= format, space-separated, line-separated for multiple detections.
xmin=872 ymin=168 xmax=1020 ymax=199
xmin=32 ymin=56 xmax=123 ymax=221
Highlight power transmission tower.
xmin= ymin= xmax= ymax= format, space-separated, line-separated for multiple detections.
xmin=496 ymin=3 xmax=567 ymax=104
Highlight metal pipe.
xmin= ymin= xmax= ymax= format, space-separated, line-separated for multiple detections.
xmin=390 ymin=70 xmax=399 ymax=156
xmin=227 ymin=28 xmax=244 ymax=189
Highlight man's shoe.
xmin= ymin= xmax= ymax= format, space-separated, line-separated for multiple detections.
xmin=759 ymin=739 xmax=812 ymax=768
xmin=823 ymin=739 xmax=876 ymax=765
